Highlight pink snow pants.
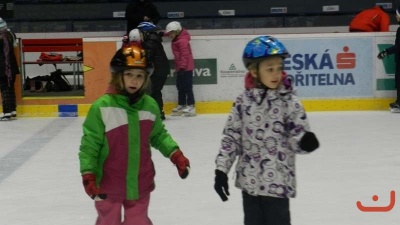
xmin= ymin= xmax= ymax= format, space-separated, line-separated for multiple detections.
xmin=94 ymin=195 xmax=153 ymax=225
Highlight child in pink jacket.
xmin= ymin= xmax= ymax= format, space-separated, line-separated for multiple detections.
xmin=165 ymin=21 xmax=196 ymax=117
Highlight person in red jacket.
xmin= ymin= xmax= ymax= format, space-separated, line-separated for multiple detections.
xmin=349 ymin=6 xmax=390 ymax=32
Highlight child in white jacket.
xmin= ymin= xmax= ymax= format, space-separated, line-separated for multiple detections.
xmin=214 ymin=36 xmax=320 ymax=225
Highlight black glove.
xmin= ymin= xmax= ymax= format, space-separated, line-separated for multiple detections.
xmin=214 ymin=170 xmax=229 ymax=202
xmin=299 ymin=131 xmax=319 ymax=152
xmin=377 ymin=50 xmax=387 ymax=59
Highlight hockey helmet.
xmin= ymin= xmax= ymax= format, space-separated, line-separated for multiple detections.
xmin=137 ymin=22 xmax=159 ymax=32
xmin=129 ymin=29 xmax=142 ymax=42
xmin=165 ymin=21 xmax=182 ymax=34
xmin=242 ymin=36 xmax=289 ymax=68
xmin=110 ymin=44 xmax=154 ymax=75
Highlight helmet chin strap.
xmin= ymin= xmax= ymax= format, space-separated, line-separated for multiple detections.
xmin=123 ymin=89 xmax=145 ymax=105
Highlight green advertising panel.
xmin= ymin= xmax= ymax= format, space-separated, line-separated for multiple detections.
xmin=377 ymin=44 xmax=395 ymax=75
xmin=377 ymin=44 xmax=395 ymax=90
xmin=165 ymin=59 xmax=217 ymax=85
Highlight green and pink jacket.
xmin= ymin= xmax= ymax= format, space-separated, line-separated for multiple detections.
xmin=79 ymin=87 xmax=178 ymax=200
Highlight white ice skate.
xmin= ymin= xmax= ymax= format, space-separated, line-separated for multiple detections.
xmin=11 ymin=111 xmax=17 ymax=120
xmin=390 ymin=107 xmax=400 ymax=113
xmin=182 ymin=105 xmax=197 ymax=117
xmin=389 ymin=102 xmax=400 ymax=113
xmin=171 ymin=105 xmax=185 ymax=116
xmin=0 ymin=113 xmax=12 ymax=121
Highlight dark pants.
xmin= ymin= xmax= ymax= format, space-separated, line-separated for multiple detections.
xmin=396 ymin=69 xmax=400 ymax=103
xmin=242 ymin=192 xmax=291 ymax=225
xmin=176 ymin=70 xmax=195 ymax=106
xmin=149 ymin=72 xmax=168 ymax=115
xmin=0 ymin=75 xmax=16 ymax=113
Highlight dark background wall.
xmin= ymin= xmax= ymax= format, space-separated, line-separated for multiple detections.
xmin=12 ymin=0 xmax=397 ymax=19
xmin=4 ymin=0 xmax=399 ymax=32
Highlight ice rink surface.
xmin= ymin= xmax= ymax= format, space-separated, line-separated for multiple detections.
xmin=1 ymin=111 xmax=400 ymax=225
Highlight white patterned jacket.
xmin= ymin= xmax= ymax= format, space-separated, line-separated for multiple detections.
xmin=215 ymin=85 xmax=313 ymax=198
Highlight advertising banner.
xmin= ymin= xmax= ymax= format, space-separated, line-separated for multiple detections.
xmin=282 ymin=37 xmax=374 ymax=98
xmin=163 ymin=35 xmax=376 ymax=101
xmin=375 ymin=35 xmax=396 ymax=98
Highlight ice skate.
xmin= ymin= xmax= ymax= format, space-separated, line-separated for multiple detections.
xmin=0 ymin=113 xmax=12 ymax=121
xmin=161 ymin=111 xmax=166 ymax=120
xmin=11 ymin=111 xmax=17 ymax=120
xmin=182 ymin=105 xmax=196 ymax=117
xmin=389 ymin=102 xmax=400 ymax=113
xmin=171 ymin=105 xmax=185 ymax=116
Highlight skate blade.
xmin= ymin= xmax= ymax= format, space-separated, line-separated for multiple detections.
xmin=390 ymin=108 xmax=400 ymax=113
xmin=182 ymin=113 xmax=197 ymax=117
xmin=171 ymin=112 xmax=183 ymax=116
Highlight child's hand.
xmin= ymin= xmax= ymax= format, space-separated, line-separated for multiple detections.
xmin=214 ymin=170 xmax=230 ymax=201
xmin=170 ymin=149 xmax=190 ymax=179
xmin=299 ymin=131 xmax=319 ymax=152
xmin=82 ymin=173 xmax=107 ymax=200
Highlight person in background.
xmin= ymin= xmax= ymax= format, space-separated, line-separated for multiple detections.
xmin=79 ymin=44 xmax=190 ymax=225
xmin=125 ymin=0 xmax=160 ymax=35
xmin=214 ymin=36 xmax=319 ymax=225
xmin=349 ymin=5 xmax=390 ymax=32
xmin=137 ymin=22 xmax=170 ymax=120
xmin=377 ymin=6 xmax=400 ymax=112
xmin=0 ymin=18 xmax=19 ymax=121
xmin=165 ymin=21 xmax=196 ymax=117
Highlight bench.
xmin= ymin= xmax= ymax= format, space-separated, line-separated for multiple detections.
xmin=20 ymin=38 xmax=83 ymax=91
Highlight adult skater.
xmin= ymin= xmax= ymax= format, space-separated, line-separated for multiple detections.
xmin=377 ymin=6 xmax=400 ymax=112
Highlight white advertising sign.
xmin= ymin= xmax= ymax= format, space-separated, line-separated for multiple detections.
xmin=113 ymin=11 xmax=125 ymax=18
xmin=218 ymin=10 xmax=235 ymax=16
xmin=270 ymin=7 xmax=287 ymax=14
xmin=167 ymin=12 xmax=184 ymax=18
xmin=375 ymin=2 xmax=392 ymax=9
xmin=322 ymin=5 xmax=339 ymax=12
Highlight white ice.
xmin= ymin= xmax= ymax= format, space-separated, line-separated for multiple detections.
xmin=0 ymin=111 xmax=400 ymax=225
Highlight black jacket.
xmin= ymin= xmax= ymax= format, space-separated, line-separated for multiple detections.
xmin=125 ymin=0 xmax=161 ymax=34
xmin=142 ymin=32 xmax=170 ymax=77
xmin=386 ymin=26 xmax=400 ymax=90
xmin=0 ymin=29 xmax=19 ymax=78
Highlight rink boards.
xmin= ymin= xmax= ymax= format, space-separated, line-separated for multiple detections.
xmin=2 ymin=33 xmax=398 ymax=117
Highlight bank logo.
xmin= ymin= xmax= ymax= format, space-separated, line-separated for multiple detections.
xmin=165 ymin=58 xmax=217 ymax=85
xmin=220 ymin=63 xmax=246 ymax=78
xmin=284 ymin=46 xmax=357 ymax=87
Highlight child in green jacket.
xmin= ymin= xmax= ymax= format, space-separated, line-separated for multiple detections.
xmin=79 ymin=44 xmax=190 ymax=225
